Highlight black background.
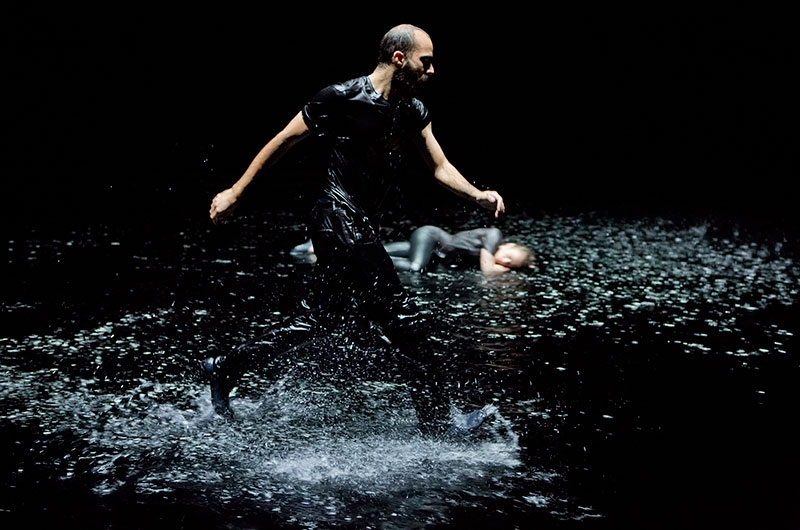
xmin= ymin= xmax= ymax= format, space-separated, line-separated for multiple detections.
xmin=4 ymin=5 xmax=795 ymax=234
xmin=2 ymin=8 xmax=798 ymax=528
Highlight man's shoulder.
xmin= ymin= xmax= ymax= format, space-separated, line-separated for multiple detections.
xmin=327 ymin=75 xmax=370 ymax=95
xmin=406 ymin=96 xmax=428 ymax=117
xmin=310 ymin=76 xmax=371 ymax=102
xmin=331 ymin=75 xmax=369 ymax=89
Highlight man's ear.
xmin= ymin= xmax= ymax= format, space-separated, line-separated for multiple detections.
xmin=392 ymin=51 xmax=405 ymax=66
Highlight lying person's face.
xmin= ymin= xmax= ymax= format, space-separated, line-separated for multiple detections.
xmin=494 ymin=243 xmax=534 ymax=270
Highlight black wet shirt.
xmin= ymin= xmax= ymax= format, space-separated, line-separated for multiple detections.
xmin=302 ymin=76 xmax=430 ymax=221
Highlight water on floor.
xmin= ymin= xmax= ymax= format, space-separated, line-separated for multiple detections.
xmin=2 ymin=210 xmax=798 ymax=529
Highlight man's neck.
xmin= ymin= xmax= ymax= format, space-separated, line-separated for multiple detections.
xmin=368 ymin=65 xmax=395 ymax=100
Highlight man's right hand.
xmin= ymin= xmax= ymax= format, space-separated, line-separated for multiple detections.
xmin=475 ymin=190 xmax=505 ymax=218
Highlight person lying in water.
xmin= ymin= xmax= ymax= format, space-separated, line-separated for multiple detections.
xmin=291 ymin=225 xmax=535 ymax=274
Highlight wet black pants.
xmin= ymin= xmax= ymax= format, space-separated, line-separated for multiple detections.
xmin=221 ymin=202 xmax=452 ymax=433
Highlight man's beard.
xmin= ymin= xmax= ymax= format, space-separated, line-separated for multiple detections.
xmin=394 ymin=64 xmax=429 ymax=97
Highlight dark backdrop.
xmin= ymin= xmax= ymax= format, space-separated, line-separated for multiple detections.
xmin=4 ymin=6 xmax=795 ymax=235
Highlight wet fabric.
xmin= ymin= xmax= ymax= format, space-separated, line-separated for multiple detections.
xmin=302 ymin=75 xmax=430 ymax=221
xmin=388 ymin=225 xmax=505 ymax=271
xmin=421 ymin=226 xmax=504 ymax=263
xmin=219 ymin=77 xmax=451 ymax=433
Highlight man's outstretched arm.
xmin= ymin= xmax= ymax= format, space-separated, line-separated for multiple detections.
xmin=415 ymin=122 xmax=505 ymax=218
xmin=210 ymin=111 xmax=311 ymax=224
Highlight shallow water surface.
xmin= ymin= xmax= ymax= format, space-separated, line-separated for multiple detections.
xmin=2 ymin=211 xmax=798 ymax=529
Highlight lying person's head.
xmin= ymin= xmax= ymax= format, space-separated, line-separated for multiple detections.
xmin=494 ymin=242 xmax=536 ymax=270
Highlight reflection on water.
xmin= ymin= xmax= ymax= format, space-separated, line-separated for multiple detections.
xmin=2 ymin=211 xmax=798 ymax=529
